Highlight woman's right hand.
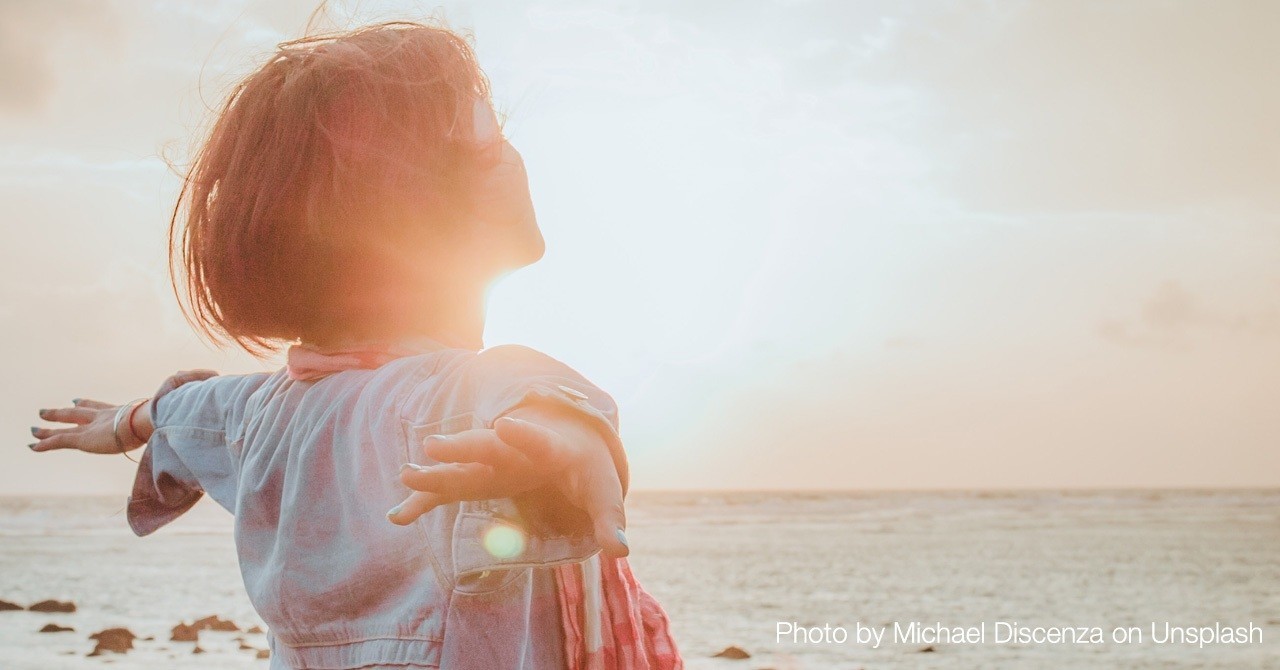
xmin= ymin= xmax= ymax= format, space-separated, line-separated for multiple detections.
xmin=29 ymin=399 xmax=139 ymax=454
xmin=29 ymin=369 xmax=218 ymax=455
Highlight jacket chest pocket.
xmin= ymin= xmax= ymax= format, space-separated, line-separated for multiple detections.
xmin=404 ymin=413 xmax=514 ymax=593
xmin=403 ymin=413 xmax=599 ymax=594
xmin=404 ymin=413 xmax=503 ymax=517
xmin=406 ymin=412 xmax=479 ymax=466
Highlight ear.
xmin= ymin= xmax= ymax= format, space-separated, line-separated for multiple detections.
xmin=473 ymin=97 xmax=501 ymax=142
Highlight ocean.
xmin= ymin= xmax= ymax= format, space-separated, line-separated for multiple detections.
xmin=1 ymin=490 xmax=1277 ymax=669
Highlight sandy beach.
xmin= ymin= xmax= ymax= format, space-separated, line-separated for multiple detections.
xmin=2 ymin=490 xmax=1277 ymax=669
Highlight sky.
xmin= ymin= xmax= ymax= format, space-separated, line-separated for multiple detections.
xmin=1 ymin=0 xmax=1277 ymax=495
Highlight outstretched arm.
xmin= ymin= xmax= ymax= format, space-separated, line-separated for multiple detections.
xmin=29 ymin=370 xmax=218 ymax=454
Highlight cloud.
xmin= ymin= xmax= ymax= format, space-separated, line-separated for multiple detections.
xmin=856 ymin=1 xmax=1280 ymax=216
xmin=1100 ymin=279 xmax=1280 ymax=347
xmin=883 ymin=335 xmax=919 ymax=349
xmin=0 ymin=1 xmax=118 ymax=114
xmin=596 ymin=2 xmax=1279 ymax=218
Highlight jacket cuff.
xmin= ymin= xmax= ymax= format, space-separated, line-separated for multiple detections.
xmin=492 ymin=382 xmax=629 ymax=496
xmin=124 ymin=378 xmax=209 ymax=537
xmin=126 ymin=445 xmax=204 ymax=537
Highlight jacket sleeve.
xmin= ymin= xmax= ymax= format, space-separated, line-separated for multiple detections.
xmin=466 ymin=344 xmax=628 ymax=494
xmin=126 ymin=372 xmax=270 ymax=536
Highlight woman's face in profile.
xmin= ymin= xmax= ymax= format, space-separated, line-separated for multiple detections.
xmin=461 ymin=99 xmax=545 ymax=275
xmin=411 ymin=105 xmax=543 ymax=289
xmin=490 ymin=137 xmax=544 ymax=267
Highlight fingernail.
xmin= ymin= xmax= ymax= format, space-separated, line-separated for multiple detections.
xmin=386 ymin=503 xmax=404 ymax=518
xmin=38 ymin=409 xmax=48 ymax=418
xmin=72 ymin=398 xmax=81 ymax=404
xmin=28 ymin=443 xmax=38 ymax=451
xmin=30 ymin=427 xmax=39 ymax=436
xmin=615 ymin=528 xmax=629 ymax=549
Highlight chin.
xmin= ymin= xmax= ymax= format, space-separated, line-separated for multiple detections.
xmin=513 ymin=216 xmax=545 ymax=266
xmin=526 ymin=232 xmax=546 ymax=265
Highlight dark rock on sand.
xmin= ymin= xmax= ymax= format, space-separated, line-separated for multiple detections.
xmin=256 ymin=649 xmax=271 ymax=659
xmin=171 ymin=622 xmax=200 ymax=642
xmin=247 ymin=624 xmax=265 ymax=634
xmin=919 ymin=645 xmax=936 ymax=653
xmin=87 ymin=627 xmax=137 ymax=655
xmin=193 ymin=645 xmax=206 ymax=654
xmin=29 ymin=599 xmax=76 ymax=613
xmin=0 ymin=599 xmax=23 ymax=611
xmin=712 ymin=645 xmax=751 ymax=659
xmin=39 ymin=623 xmax=75 ymax=633
xmin=193 ymin=614 xmax=239 ymax=632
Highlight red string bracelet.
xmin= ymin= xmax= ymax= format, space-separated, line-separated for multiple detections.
xmin=126 ymin=399 xmax=148 ymax=448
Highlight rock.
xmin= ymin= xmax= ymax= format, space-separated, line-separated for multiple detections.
xmin=712 ymin=645 xmax=751 ymax=659
xmin=919 ymin=645 xmax=936 ymax=653
xmin=171 ymin=623 xmax=200 ymax=642
xmin=142 ymin=636 xmax=154 ymax=641
xmin=0 ymin=599 xmax=23 ymax=611
xmin=247 ymin=625 xmax=264 ymax=634
xmin=39 ymin=623 xmax=75 ymax=633
xmin=28 ymin=599 xmax=76 ymax=613
xmin=87 ymin=627 xmax=136 ymax=655
xmin=193 ymin=614 xmax=239 ymax=632
xmin=256 ymin=649 xmax=271 ymax=659
xmin=193 ymin=644 xmax=205 ymax=654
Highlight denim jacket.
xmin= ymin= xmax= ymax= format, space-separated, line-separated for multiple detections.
xmin=126 ymin=343 xmax=624 ymax=669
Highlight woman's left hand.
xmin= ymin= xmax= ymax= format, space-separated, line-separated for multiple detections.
xmin=388 ymin=411 xmax=629 ymax=558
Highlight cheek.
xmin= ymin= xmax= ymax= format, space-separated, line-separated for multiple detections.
xmin=471 ymin=147 xmax=541 ymax=263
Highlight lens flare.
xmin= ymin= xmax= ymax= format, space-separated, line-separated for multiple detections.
xmin=482 ymin=523 xmax=526 ymax=559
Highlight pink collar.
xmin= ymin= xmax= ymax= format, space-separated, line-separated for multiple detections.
xmin=285 ymin=338 xmax=452 ymax=381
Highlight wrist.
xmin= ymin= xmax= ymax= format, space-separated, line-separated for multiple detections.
xmin=113 ymin=399 xmax=151 ymax=451
xmin=513 ymin=486 xmax=591 ymax=537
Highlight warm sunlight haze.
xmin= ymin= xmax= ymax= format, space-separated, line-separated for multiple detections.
xmin=2 ymin=1 xmax=1277 ymax=494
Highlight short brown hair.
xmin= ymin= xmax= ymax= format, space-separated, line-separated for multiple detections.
xmin=169 ymin=21 xmax=500 ymax=354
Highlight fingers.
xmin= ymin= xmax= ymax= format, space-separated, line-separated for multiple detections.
xmin=492 ymin=416 xmax=574 ymax=470
xmin=72 ymin=398 xmax=112 ymax=410
xmin=31 ymin=426 xmax=78 ymax=441
xmin=399 ymin=462 xmax=523 ymax=502
xmin=422 ymin=430 xmax=535 ymax=472
xmin=386 ymin=490 xmax=445 ymax=526
xmin=577 ymin=454 xmax=629 ymax=558
xmin=30 ymin=431 xmax=81 ymax=452
xmin=31 ymin=403 xmax=101 ymax=452
xmin=156 ymin=369 xmax=219 ymax=397
xmin=37 ymin=407 xmax=94 ymax=425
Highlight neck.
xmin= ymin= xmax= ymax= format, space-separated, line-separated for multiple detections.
xmin=412 ymin=293 xmax=486 ymax=350
xmin=398 ymin=277 xmax=488 ymax=351
xmin=313 ymin=274 xmax=491 ymax=353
